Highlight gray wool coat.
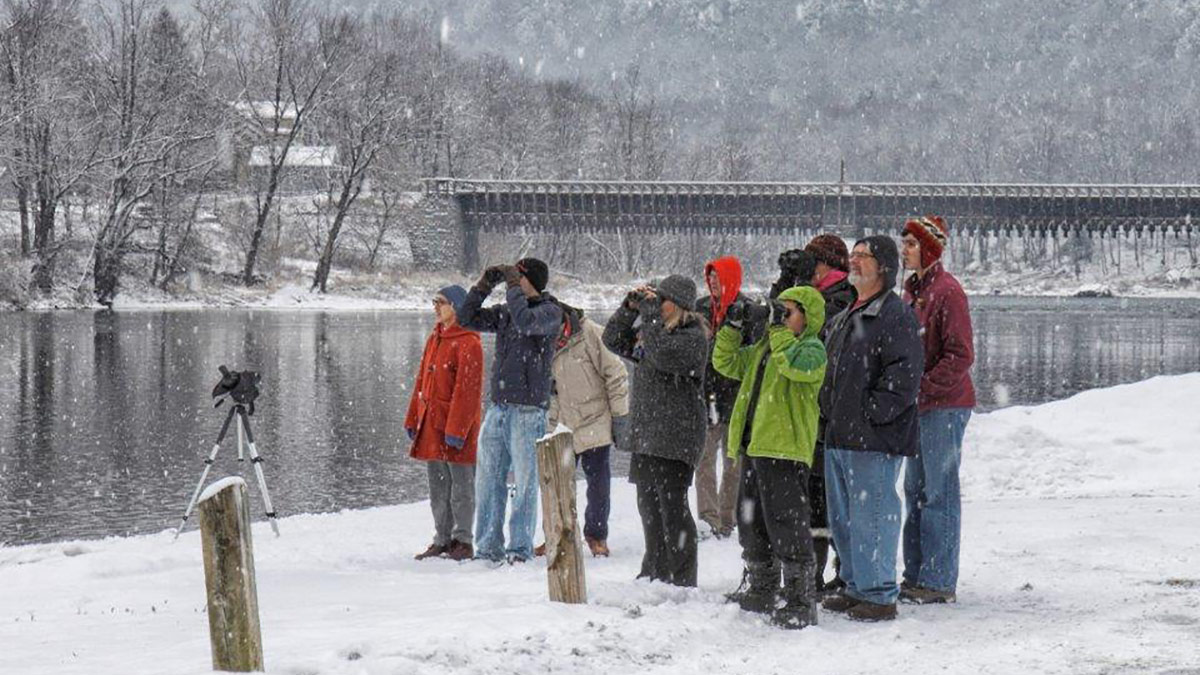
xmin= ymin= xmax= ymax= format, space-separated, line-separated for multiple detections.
xmin=601 ymin=299 xmax=708 ymax=468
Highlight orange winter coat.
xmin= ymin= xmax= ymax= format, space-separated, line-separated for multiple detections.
xmin=404 ymin=323 xmax=484 ymax=464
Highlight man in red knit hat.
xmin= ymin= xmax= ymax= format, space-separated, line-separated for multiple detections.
xmin=899 ymin=216 xmax=976 ymax=605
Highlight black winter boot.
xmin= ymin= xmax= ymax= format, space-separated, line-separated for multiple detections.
xmin=771 ymin=563 xmax=819 ymax=630
xmin=725 ymin=561 xmax=779 ymax=614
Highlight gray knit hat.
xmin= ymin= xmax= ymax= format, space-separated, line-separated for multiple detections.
xmin=652 ymin=274 xmax=698 ymax=311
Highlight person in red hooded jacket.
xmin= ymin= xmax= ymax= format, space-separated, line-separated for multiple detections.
xmin=899 ymin=216 xmax=976 ymax=604
xmin=694 ymin=256 xmax=763 ymax=537
xmin=405 ymin=285 xmax=484 ymax=562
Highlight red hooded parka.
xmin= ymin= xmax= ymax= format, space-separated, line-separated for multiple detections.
xmin=404 ymin=322 xmax=484 ymax=464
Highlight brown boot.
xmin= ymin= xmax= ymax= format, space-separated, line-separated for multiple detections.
xmin=586 ymin=537 xmax=610 ymax=557
xmin=534 ymin=543 xmax=546 ymax=557
xmin=899 ymin=585 xmax=956 ymax=604
xmin=821 ymin=592 xmax=859 ymax=613
xmin=446 ymin=540 xmax=474 ymax=561
xmin=414 ymin=543 xmax=449 ymax=560
xmin=846 ymin=600 xmax=897 ymax=622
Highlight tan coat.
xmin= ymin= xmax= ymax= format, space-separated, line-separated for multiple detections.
xmin=548 ymin=316 xmax=630 ymax=453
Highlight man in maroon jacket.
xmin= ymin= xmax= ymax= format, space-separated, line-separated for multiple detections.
xmin=899 ymin=216 xmax=976 ymax=605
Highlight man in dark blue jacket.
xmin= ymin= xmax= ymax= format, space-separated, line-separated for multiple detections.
xmin=459 ymin=257 xmax=562 ymax=563
xmin=818 ymin=235 xmax=924 ymax=622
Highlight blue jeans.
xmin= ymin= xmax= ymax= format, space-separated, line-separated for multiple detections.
xmin=903 ymin=408 xmax=971 ymax=593
xmin=474 ymin=403 xmax=547 ymax=561
xmin=825 ymin=447 xmax=903 ymax=605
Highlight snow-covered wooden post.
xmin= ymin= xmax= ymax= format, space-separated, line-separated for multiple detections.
xmin=536 ymin=426 xmax=587 ymax=604
xmin=198 ymin=477 xmax=264 ymax=672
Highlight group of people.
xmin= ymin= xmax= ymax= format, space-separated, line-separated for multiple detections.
xmin=402 ymin=216 xmax=976 ymax=628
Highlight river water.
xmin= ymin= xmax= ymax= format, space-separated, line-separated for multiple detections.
xmin=1 ymin=296 xmax=1198 ymax=545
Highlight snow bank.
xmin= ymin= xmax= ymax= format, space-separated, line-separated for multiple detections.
xmin=963 ymin=373 xmax=1200 ymax=498
xmin=2 ymin=375 xmax=1198 ymax=674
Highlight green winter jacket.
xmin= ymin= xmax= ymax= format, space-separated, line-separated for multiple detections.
xmin=712 ymin=286 xmax=828 ymax=466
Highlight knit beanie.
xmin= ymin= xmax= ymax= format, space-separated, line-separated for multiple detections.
xmin=804 ymin=233 xmax=850 ymax=273
xmin=653 ymin=274 xmax=698 ymax=311
xmin=902 ymin=216 xmax=949 ymax=269
xmin=515 ymin=257 xmax=549 ymax=292
xmin=854 ymin=235 xmax=901 ymax=290
xmin=437 ymin=284 xmax=468 ymax=315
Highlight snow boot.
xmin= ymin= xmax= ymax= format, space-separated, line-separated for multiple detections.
xmin=725 ymin=561 xmax=780 ymax=614
xmin=821 ymin=591 xmax=859 ymax=613
xmin=414 ymin=543 xmax=449 ymax=560
xmin=771 ymin=563 xmax=819 ymax=629
xmin=900 ymin=585 xmax=957 ymax=604
xmin=585 ymin=537 xmax=611 ymax=557
xmin=846 ymin=600 xmax=898 ymax=622
xmin=446 ymin=540 xmax=474 ymax=562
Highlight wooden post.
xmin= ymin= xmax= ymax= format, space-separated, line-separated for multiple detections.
xmin=537 ymin=427 xmax=587 ymax=604
xmin=198 ymin=477 xmax=264 ymax=672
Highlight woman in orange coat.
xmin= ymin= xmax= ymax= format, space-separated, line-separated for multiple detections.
xmin=404 ymin=285 xmax=484 ymax=561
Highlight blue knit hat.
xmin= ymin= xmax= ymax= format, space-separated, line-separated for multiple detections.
xmin=437 ymin=285 xmax=468 ymax=315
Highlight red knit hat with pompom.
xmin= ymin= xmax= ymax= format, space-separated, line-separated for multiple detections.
xmin=902 ymin=215 xmax=949 ymax=269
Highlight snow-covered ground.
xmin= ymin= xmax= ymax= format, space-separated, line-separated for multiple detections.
xmin=3 ymin=375 xmax=1200 ymax=674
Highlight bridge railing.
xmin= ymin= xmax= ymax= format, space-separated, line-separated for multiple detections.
xmin=419 ymin=177 xmax=1200 ymax=236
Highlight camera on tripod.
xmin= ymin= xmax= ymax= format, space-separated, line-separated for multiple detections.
xmin=175 ymin=364 xmax=278 ymax=539
xmin=212 ymin=365 xmax=261 ymax=414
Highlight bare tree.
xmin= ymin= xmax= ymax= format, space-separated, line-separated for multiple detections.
xmin=0 ymin=0 xmax=98 ymax=294
xmin=228 ymin=0 xmax=354 ymax=285
xmin=82 ymin=1 xmax=219 ymax=305
xmin=308 ymin=14 xmax=407 ymax=293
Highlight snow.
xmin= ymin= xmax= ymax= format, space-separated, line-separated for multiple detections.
xmin=538 ymin=422 xmax=574 ymax=443
xmin=2 ymin=374 xmax=1199 ymax=674
xmin=197 ymin=477 xmax=248 ymax=505
xmin=249 ymin=145 xmax=338 ymax=168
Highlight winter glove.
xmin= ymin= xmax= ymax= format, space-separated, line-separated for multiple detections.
xmin=611 ymin=414 xmax=630 ymax=450
xmin=768 ymin=299 xmax=788 ymax=327
xmin=406 ymin=428 xmax=416 ymax=441
xmin=475 ymin=266 xmax=505 ymax=293
xmin=623 ymin=289 xmax=645 ymax=311
xmin=724 ymin=299 xmax=748 ymax=329
xmin=502 ymin=264 xmax=522 ymax=287
xmin=445 ymin=434 xmax=465 ymax=449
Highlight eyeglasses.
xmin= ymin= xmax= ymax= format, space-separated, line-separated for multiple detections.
xmin=849 ymin=251 xmax=876 ymax=260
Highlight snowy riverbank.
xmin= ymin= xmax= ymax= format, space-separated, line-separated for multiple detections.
xmin=2 ymin=374 xmax=1199 ymax=674
xmin=5 ymin=249 xmax=1200 ymax=313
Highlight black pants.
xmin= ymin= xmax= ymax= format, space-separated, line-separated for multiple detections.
xmin=631 ymin=454 xmax=698 ymax=587
xmin=577 ymin=446 xmax=611 ymax=541
xmin=737 ymin=455 xmax=815 ymax=569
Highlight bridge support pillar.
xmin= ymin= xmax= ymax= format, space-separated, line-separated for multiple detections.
xmin=407 ymin=194 xmax=478 ymax=274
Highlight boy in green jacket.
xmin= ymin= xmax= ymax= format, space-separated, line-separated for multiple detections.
xmin=713 ymin=285 xmax=827 ymax=629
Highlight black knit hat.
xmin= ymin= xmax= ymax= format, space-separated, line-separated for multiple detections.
xmin=515 ymin=257 xmax=549 ymax=292
xmin=854 ymin=235 xmax=901 ymax=290
xmin=653 ymin=274 xmax=698 ymax=311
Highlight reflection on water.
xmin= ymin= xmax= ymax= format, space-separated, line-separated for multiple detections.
xmin=1 ymin=296 xmax=1197 ymax=545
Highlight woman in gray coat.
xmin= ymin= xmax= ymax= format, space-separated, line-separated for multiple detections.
xmin=602 ymin=275 xmax=708 ymax=587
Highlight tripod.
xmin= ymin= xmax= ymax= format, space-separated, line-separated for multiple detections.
xmin=174 ymin=402 xmax=280 ymax=540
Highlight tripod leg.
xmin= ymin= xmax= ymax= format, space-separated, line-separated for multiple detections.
xmin=238 ymin=409 xmax=280 ymax=537
xmin=237 ymin=413 xmax=245 ymax=462
xmin=173 ymin=407 xmax=238 ymax=540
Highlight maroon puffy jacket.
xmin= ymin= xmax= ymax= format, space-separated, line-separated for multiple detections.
xmin=902 ymin=263 xmax=977 ymax=411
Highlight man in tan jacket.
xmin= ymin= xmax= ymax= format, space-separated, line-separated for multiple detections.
xmin=545 ymin=303 xmax=630 ymax=557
